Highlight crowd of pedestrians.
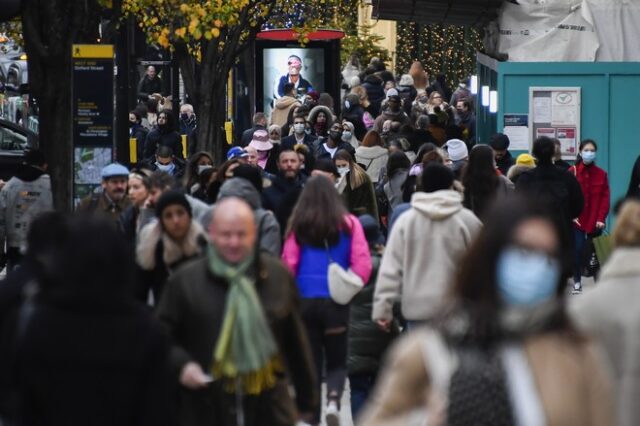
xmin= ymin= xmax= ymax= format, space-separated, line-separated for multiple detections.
xmin=1 ymin=57 xmax=640 ymax=426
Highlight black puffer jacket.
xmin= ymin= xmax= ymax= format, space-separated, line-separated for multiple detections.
xmin=347 ymin=253 xmax=399 ymax=375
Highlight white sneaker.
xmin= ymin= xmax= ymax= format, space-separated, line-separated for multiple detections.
xmin=572 ymin=282 xmax=582 ymax=294
xmin=325 ymin=401 xmax=340 ymax=426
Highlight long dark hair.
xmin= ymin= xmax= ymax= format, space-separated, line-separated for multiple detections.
xmin=462 ymin=145 xmax=499 ymax=219
xmin=288 ymin=176 xmax=349 ymax=246
xmin=441 ymin=195 xmax=575 ymax=344
xmin=386 ymin=151 xmax=410 ymax=178
xmin=183 ymin=151 xmax=214 ymax=189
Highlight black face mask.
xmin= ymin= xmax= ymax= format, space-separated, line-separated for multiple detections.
xmin=180 ymin=113 xmax=189 ymax=121
xmin=329 ymin=130 xmax=342 ymax=141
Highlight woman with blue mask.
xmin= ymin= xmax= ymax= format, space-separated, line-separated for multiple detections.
xmin=569 ymin=139 xmax=610 ymax=293
xmin=359 ymin=196 xmax=613 ymax=426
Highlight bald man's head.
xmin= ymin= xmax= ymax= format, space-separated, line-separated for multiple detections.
xmin=209 ymin=198 xmax=256 ymax=264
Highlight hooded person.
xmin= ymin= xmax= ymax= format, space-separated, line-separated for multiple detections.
xmin=507 ymin=153 xmax=536 ymax=184
xmin=443 ymin=138 xmax=469 ymax=179
xmin=341 ymin=93 xmax=367 ymax=140
xmin=201 ymin=176 xmax=282 ymax=256
xmin=490 ymin=133 xmax=515 ymax=176
xmin=373 ymin=94 xmax=411 ymax=134
xmin=0 ymin=149 xmax=54 ymax=272
xmin=136 ymin=190 xmax=208 ymax=304
xmin=143 ymin=110 xmax=184 ymax=162
xmin=396 ymin=74 xmax=418 ymax=115
xmin=270 ymin=83 xmax=302 ymax=128
xmin=341 ymin=120 xmax=360 ymax=150
xmin=307 ymin=104 xmax=334 ymax=139
xmin=361 ymin=73 xmax=385 ymax=117
xmin=373 ymin=163 xmax=482 ymax=328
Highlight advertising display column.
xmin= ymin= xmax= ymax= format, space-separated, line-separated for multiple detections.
xmin=72 ymin=44 xmax=115 ymax=206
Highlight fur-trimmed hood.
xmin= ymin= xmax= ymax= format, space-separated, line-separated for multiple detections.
xmin=507 ymin=164 xmax=534 ymax=182
xmin=308 ymin=105 xmax=334 ymax=128
xmin=136 ymin=219 xmax=208 ymax=271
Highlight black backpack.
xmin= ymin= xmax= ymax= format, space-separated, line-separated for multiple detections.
xmin=447 ymin=346 xmax=515 ymax=426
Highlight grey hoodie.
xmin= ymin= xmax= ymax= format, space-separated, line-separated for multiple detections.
xmin=201 ymin=178 xmax=281 ymax=255
xmin=373 ymin=190 xmax=482 ymax=321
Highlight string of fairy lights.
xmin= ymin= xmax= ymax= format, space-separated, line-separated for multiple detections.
xmin=396 ymin=22 xmax=483 ymax=84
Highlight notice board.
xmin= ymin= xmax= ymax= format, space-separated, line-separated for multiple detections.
xmin=72 ymin=44 xmax=115 ymax=205
xmin=529 ymin=87 xmax=581 ymax=160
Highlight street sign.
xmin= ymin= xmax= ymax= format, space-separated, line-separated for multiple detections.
xmin=72 ymin=44 xmax=115 ymax=205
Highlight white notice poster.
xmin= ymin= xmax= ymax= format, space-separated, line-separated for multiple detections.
xmin=551 ymin=91 xmax=578 ymax=126
xmin=533 ymin=97 xmax=552 ymax=123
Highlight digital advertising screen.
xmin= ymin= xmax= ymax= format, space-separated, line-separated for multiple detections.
xmin=262 ymin=47 xmax=326 ymax=117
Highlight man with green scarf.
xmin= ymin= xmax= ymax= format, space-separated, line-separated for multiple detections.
xmin=156 ymin=197 xmax=318 ymax=425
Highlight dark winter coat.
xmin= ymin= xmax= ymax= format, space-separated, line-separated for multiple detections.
xmin=262 ymin=173 xmax=307 ymax=236
xmin=143 ymin=128 xmax=184 ymax=161
xmin=340 ymin=173 xmax=379 ymax=218
xmin=135 ymin=220 xmax=208 ymax=304
xmin=156 ymin=253 xmax=319 ymax=426
xmin=281 ymin=133 xmax=317 ymax=151
xmin=571 ymin=162 xmax=610 ymax=234
xmin=348 ymin=253 xmax=399 ymax=375
xmin=496 ymin=151 xmax=515 ymax=176
xmin=342 ymin=105 xmax=367 ymax=141
xmin=76 ymin=192 xmax=131 ymax=225
xmin=315 ymin=140 xmax=355 ymax=161
xmin=137 ymin=75 xmax=163 ymax=102
xmin=396 ymin=84 xmax=417 ymax=116
xmin=516 ymin=163 xmax=584 ymax=239
xmin=626 ymin=155 xmax=640 ymax=199
xmin=130 ymin=123 xmax=149 ymax=161
xmin=362 ymin=75 xmax=385 ymax=117
xmin=15 ymin=297 xmax=171 ymax=426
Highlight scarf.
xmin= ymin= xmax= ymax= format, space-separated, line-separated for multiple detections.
xmin=207 ymin=245 xmax=282 ymax=394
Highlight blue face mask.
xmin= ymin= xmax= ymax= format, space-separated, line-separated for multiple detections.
xmin=497 ymin=246 xmax=560 ymax=306
xmin=156 ymin=162 xmax=175 ymax=175
xmin=581 ymin=150 xmax=596 ymax=164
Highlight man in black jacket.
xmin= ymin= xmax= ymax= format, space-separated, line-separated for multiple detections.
xmin=516 ymin=136 xmax=584 ymax=254
xmin=240 ymin=112 xmax=268 ymax=147
xmin=137 ymin=65 xmax=164 ymax=103
xmin=281 ymin=114 xmax=317 ymax=151
xmin=489 ymin=133 xmax=515 ymax=176
xmin=262 ymin=149 xmax=308 ymax=235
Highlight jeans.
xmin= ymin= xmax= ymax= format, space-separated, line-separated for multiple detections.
xmin=349 ymin=373 xmax=377 ymax=421
xmin=574 ymin=229 xmax=587 ymax=284
xmin=300 ymin=298 xmax=349 ymax=422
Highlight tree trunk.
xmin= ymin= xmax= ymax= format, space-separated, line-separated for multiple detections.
xmin=21 ymin=0 xmax=101 ymax=211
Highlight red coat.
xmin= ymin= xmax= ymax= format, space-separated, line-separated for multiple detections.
xmin=571 ymin=162 xmax=610 ymax=234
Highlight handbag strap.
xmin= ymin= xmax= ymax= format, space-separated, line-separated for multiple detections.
xmin=323 ymin=239 xmax=335 ymax=263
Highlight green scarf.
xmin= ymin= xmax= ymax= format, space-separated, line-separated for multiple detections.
xmin=207 ymin=245 xmax=282 ymax=395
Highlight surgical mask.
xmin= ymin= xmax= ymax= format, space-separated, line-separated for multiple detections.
xmin=156 ymin=162 xmax=175 ymax=173
xmin=329 ymin=130 xmax=342 ymax=141
xmin=341 ymin=131 xmax=352 ymax=142
xmin=197 ymin=164 xmax=212 ymax=175
xmin=497 ymin=246 xmax=560 ymax=306
xmin=293 ymin=123 xmax=305 ymax=134
xmin=581 ymin=150 xmax=596 ymax=164
xmin=337 ymin=166 xmax=350 ymax=176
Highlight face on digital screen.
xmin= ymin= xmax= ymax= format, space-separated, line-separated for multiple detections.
xmin=263 ymin=47 xmax=325 ymax=116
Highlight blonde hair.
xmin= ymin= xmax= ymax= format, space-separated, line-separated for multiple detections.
xmin=613 ymin=199 xmax=640 ymax=247
xmin=335 ymin=150 xmax=369 ymax=189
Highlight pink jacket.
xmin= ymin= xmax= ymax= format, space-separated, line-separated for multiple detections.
xmin=282 ymin=214 xmax=373 ymax=284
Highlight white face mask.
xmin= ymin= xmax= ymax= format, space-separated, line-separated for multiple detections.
xmin=197 ymin=164 xmax=212 ymax=175
xmin=293 ymin=123 xmax=305 ymax=134
xmin=337 ymin=166 xmax=350 ymax=176
xmin=341 ymin=131 xmax=352 ymax=142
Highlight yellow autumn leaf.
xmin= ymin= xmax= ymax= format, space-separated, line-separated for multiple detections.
xmin=175 ymin=27 xmax=186 ymax=38
xmin=211 ymin=27 xmax=220 ymax=38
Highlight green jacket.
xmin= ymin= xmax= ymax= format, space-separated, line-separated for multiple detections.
xmin=347 ymin=253 xmax=399 ymax=376
xmin=341 ymin=174 xmax=379 ymax=219
xmin=156 ymin=253 xmax=318 ymax=426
